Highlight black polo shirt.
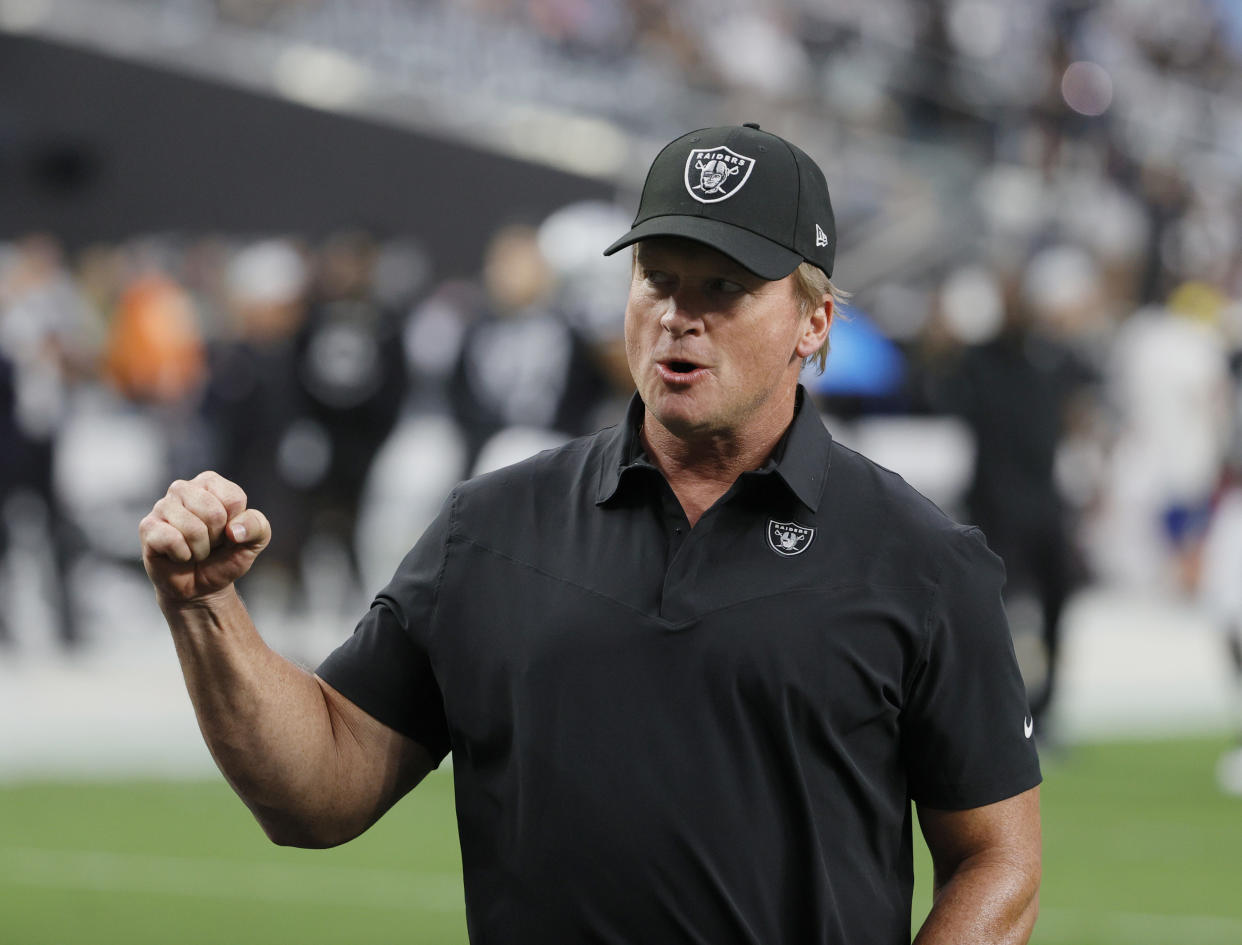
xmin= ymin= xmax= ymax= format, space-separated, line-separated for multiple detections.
xmin=317 ymin=388 xmax=1041 ymax=945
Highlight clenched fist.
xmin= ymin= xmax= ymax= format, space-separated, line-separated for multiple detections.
xmin=140 ymin=471 xmax=271 ymax=605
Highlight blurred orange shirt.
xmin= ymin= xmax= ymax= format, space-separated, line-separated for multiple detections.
xmin=105 ymin=275 xmax=205 ymax=404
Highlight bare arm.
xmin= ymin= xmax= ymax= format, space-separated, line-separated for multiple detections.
xmin=913 ymin=786 xmax=1042 ymax=945
xmin=141 ymin=472 xmax=435 ymax=848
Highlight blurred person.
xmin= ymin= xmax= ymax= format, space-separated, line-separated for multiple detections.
xmin=177 ymin=235 xmax=236 ymax=341
xmin=536 ymin=199 xmax=638 ymax=429
xmin=0 ymin=234 xmax=101 ymax=648
xmin=202 ymin=238 xmax=317 ymax=615
xmin=140 ymin=124 xmax=1040 ymax=945
xmin=1135 ymin=161 xmax=1193 ymax=306
xmin=1091 ymin=290 xmax=1233 ymax=591
xmin=402 ymin=277 xmax=481 ymax=415
xmin=370 ymin=237 xmax=433 ymax=315
xmin=298 ymin=230 xmax=409 ymax=609
xmin=1193 ymin=287 xmax=1242 ymax=794
xmin=922 ymin=257 xmax=1096 ymax=732
xmin=74 ymin=242 xmax=128 ymax=329
xmin=52 ymin=261 xmax=212 ymax=573
xmin=350 ymin=240 xmax=459 ymax=595
xmin=446 ymin=222 xmax=610 ymax=470
xmin=1054 ymin=165 xmax=1151 ymax=340
xmin=104 ymin=272 xmax=206 ymax=406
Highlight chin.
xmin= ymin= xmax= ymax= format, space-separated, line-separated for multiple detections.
xmin=646 ymin=397 xmax=720 ymax=438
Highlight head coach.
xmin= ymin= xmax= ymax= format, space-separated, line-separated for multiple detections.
xmin=141 ymin=123 xmax=1042 ymax=944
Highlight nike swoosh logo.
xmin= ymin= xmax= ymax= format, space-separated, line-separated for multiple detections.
xmin=1024 ymin=716 xmax=1034 ymax=739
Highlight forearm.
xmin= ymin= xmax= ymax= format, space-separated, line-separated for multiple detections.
xmin=161 ymin=587 xmax=373 ymax=846
xmin=142 ymin=473 xmax=432 ymax=846
xmin=912 ymin=853 xmax=1040 ymax=945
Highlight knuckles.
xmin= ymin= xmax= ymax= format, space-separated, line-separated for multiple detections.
xmin=183 ymin=517 xmax=210 ymax=541
xmin=138 ymin=516 xmax=184 ymax=560
xmin=152 ymin=494 xmax=182 ymax=520
xmin=199 ymin=501 xmax=229 ymax=531
xmin=195 ymin=469 xmax=246 ymax=498
xmin=144 ymin=473 xmax=256 ymax=560
xmin=189 ymin=470 xmax=248 ymax=514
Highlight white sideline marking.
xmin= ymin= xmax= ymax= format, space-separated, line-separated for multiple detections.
xmin=0 ymin=846 xmax=463 ymax=912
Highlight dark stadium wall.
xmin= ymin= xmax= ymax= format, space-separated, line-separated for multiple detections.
xmin=0 ymin=33 xmax=611 ymax=276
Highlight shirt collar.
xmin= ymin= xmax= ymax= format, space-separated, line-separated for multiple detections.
xmin=595 ymin=385 xmax=832 ymax=512
xmin=595 ymin=392 xmax=655 ymax=504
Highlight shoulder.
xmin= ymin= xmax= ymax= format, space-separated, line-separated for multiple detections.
xmin=822 ymin=439 xmax=994 ymax=582
xmin=826 ymin=439 xmax=959 ymax=534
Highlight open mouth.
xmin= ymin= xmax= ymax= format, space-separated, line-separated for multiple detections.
xmin=656 ymin=359 xmax=708 ymax=385
xmin=666 ymin=361 xmax=698 ymax=374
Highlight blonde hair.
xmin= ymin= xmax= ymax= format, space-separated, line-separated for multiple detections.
xmin=792 ymin=261 xmax=848 ymax=375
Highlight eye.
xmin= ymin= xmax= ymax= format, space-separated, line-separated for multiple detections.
xmin=708 ymin=278 xmax=744 ymax=295
xmin=642 ymin=268 xmax=675 ymax=289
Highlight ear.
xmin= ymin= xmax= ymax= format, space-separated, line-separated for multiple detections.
xmin=794 ymin=293 xmax=833 ymax=360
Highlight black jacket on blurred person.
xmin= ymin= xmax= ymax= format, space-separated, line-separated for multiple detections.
xmin=204 ymin=330 xmax=314 ymax=576
xmin=203 ymin=291 xmax=406 ymax=600
xmin=926 ymin=323 xmax=1094 ymax=727
xmin=448 ymin=296 xmax=609 ymax=466
xmin=298 ymin=296 xmax=407 ymax=543
xmin=441 ymin=224 xmax=610 ymax=470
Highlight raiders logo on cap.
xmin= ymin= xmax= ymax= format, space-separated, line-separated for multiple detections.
xmin=684 ymin=146 xmax=756 ymax=203
xmin=768 ymin=520 xmax=815 ymax=556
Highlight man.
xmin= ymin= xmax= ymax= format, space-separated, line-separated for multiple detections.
xmin=141 ymin=124 xmax=1041 ymax=944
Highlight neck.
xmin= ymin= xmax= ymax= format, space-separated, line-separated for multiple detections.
xmin=641 ymin=390 xmax=798 ymax=526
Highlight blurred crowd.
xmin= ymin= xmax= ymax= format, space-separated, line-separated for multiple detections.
xmin=4 ymin=0 xmax=1242 ymax=755
xmin=148 ymin=0 xmax=1242 ymax=154
xmin=2 ymin=188 xmax=1241 ymax=732
xmin=0 ymin=210 xmax=635 ymax=650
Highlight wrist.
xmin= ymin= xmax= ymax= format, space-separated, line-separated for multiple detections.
xmin=157 ymin=584 xmax=241 ymax=621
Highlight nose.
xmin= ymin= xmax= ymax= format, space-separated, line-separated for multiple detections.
xmin=659 ymin=298 xmax=702 ymax=337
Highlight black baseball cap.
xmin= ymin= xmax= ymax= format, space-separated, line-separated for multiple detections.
xmin=604 ymin=123 xmax=835 ymax=280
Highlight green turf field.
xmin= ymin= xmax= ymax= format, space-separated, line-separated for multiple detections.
xmin=2 ymin=735 xmax=1240 ymax=944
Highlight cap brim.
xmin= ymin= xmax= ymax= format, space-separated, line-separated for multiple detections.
xmin=603 ymin=215 xmax=803 ymax=281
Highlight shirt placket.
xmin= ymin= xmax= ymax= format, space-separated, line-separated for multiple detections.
xmin=656 ymin=479 xmax=701 ymax=625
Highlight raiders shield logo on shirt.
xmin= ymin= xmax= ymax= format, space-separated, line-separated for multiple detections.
xmin=767 ymin=520 xmax=815 ymax=556
xmin=684 ymin=146 xmax=756 ymax=203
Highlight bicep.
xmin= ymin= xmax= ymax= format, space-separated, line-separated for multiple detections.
xmin=917 ymin=786 xmax=1042 ymax=892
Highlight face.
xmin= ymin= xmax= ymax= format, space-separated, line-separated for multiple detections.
xmin=624 ymin=238 xmax=829 ymax=445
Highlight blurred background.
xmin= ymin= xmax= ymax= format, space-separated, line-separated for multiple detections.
xmin=1 ymin=1 xmax=1241 ymax=943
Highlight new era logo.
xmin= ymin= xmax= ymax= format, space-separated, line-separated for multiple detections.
xmin=815 ymin=223 xmax=829 ymax=248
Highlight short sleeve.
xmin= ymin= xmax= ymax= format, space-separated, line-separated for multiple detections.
xmin=901 ymin=526 xmax=1042 ymax=809
xmin=315 ymin=492 xmax=455 ymax=763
